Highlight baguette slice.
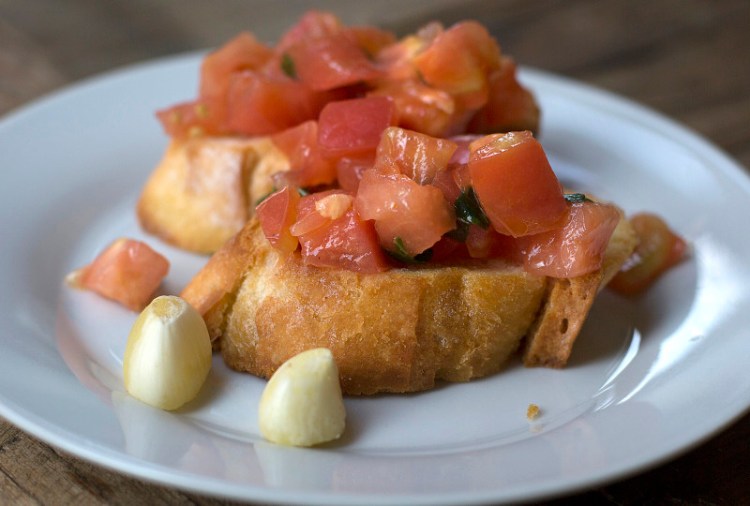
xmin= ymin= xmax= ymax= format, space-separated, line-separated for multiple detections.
xmin=137 ymin=137 xmax=288 ymax=254
xmin=182 ymin=214 xmax=636 ymax=395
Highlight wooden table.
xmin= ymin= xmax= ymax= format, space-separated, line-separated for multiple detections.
xmin=1 ymin=1 xmax=748 ymax=504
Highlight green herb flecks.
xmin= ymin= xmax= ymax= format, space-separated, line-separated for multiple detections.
xmin=455 ymin=187 xmax=490 ymax=229
xmin=281 ymin=53 xmax=297 ymax=79
xmin=564 ymin=193 xmax=593 ymax=204
xmin=387 ymin=237 xmax=433 ymax=264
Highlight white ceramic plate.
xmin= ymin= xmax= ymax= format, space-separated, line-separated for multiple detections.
xmin=1 ymin=53 xmax=749 ymax=505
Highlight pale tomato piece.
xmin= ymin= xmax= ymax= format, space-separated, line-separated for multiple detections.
xmin=375 ymin=22 xmax=442 ymax=81
xmin=156 ymin=98 xmax=226 ymax=139
xmin=225 ymin=71 xmax=323 ymax=136
xmin=72 ymin=239 xmax=169 ymax=311
xmin=367 ymin=80 xmax=455 ymax=137
xmin=468 ymin=57 xmax=540 ymax=134
xmin=609 ymin=213 xmax=687 ymax=295
xmin=373 ymin=127 xmax=457 ymax=185
xmin=271 ymin=121 xmax=337 ymax=187
xmin=413 ymin=21 xmax=500 ymax=98
xmin=318 ymin=96 xmax=397 ymax=158
xmin=256 ymin=186 xmax=301 ymax=254
xmin=286 ymin=32 xmax=383 ymax=91
xmin=468 ymin=131 xmax=567 ymax=237
xmin=199 ymin=32 xmax=274 ymax=100
xmin=518 ymin=201 xmax=622 ymax=278
xmin=354 ymin=170 xmax=455 ymax=256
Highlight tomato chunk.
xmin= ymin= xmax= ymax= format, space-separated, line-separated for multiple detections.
xmin=368 ymin=80 xmax=455 ymax=137
xmin=517 ymin=201 xmax=622 ymax=278
xmin=271 ymin=121 xmax=337 ymax=187
xmin=199 ymin=32 xmax=274 ymax=100
xmin=609 ymin=213 xmax=687 ymax=295
xmin=317 ymin=96 xmax=397 ymax=159
xmin=373 ymin=127 xmax=457 ymax=185
xmin=295 ymin=191 xmax=389 ymax=273
xmin=468 ymin=131 xmax=567 ymax=237
xmin=256 ymin=186 xmax=301 ymax=254
xmin=72 ymin=239 xmax=169 ymax=311
xmin=355 ymin=170 xmax=455 ymax=256
xmin=276 ymin=10 xmax=343 ymax=51
xmin=286 ymin=32 xmax=383 ymax=91
xmin=156 ymin=98 xmax=226 ymax=139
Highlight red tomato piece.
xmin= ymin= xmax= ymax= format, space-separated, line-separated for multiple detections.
xmin=518 ymin=201 xmax=622 ymax=278
xmin=413 ymin=21 xmax=500 ymax=98
xmin=344 ymin=26 xmax=397 ymax=57
xmin=367 ymin=80 xmax=455 ymax=137
xmin=199 ymin=32 xmax=274 ymax=100
xmin=373 ymin=127 xmax=457 ymax=185
xmin=375 ymin=22 xmax=442 ymax=82
xmin=354 ymin=170 xmax=455 ymax=256
xmin=271 ymin=121 xmax=337 ymax=187
xmin=294 ymin=191 xmax=389 ymax=273
xmin=468 ymin=57 xmax=540 ymax=134
xmin=286 ymin=32 xmax=383 ymax=91
xmin=225 ymin=71 xmax=323 ymax=136
xmin=609 ymin=213 xmax=687 ymax=295
xmin=468 ymin=131 xmax=567 ymax=237
xmin=276 ymin=10 xmax=343 ymax=51
xmin=317 ymin=96 xmax=397 ymax=159
xmin=336 ymin=155 xmax=375 ymax=193
xmin=73 ymin=239 xmax=169 ymax=311
xmin=255 ymin=186 xmax=301 ymax=254
xmin=156 ymin=98 xmax=226 ymax=139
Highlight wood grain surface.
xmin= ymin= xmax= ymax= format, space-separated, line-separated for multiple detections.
xmin=1 ymin=1 xmax=749 ymax=504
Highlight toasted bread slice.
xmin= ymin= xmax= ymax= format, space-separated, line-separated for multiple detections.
xmin=182 ymin=214 xmax=636 ymax=395
xmin=137 ymin=137 xmax=288 ymax=254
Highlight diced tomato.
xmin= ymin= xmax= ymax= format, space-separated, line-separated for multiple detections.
xmin=344 ymin=26 xmax=397 ymax=58
xmin=317 ymin=96 xmax=397 ymax=159
xmin=255 ymin=186 xmax=301 ymax=254
xmin=468 ymin=57 xmax=540 ymax=134
xmin=294 ymin=191 xmax=389 ymax=273
xmin=156 ymin=98 xmax=226 ymax=138
xmin=286 ymin=32 xmax=383 ymax=91
xmin=609 ymin=213 xmax=687 ymax=295
xmin=271 ymin=121 xmax=337 ymax=187
xmin=373 ymin=127 xmax=457 ymax=185
xmin=336 ymin=155 xmax=375 ymax=193
xmin=355 ymin=170 xmax=455 ymax=256
xmin=225 ymin=71 xmax=323 ymax=136
xmin=517 ymin=201 xmax=622 ymax=278
xmin=72 ymin=239 xmax=169 ymax=311
xmin=375 ymin=22 xmax=442 ymax=82
xmin=449 ymin=135 xmax=482 ymax=165
xmin=368 ymin=80 xmax=455 ymax=138
xmin=468 ymin=131 xmax=567 ymax=237
xmin=413 ymin=21 xmax=500 ymax=100
xmin=276 ymin=10 xmax=343 ymax=51
xmin=199 ymin=32 xmax=274 ymax=100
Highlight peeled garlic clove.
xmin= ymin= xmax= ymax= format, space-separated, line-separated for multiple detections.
xmin=259 ymin=348 xmax=346 ymax=447
xmin=124 ymin=295 xmax=211 ymax=411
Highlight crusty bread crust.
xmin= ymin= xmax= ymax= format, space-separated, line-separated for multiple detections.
xmin=137 ymin=137 xmax=288 ymax=254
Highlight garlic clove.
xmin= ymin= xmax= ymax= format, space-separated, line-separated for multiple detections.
xmin=124 ymin=295 xmax=211 ymax=411
xmin=259 ymin=348 xmax=346 ymax=447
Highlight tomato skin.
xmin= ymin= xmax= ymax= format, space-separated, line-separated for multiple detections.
xmin=317 ymin=96 xmax=397 ymax=159
xmin=75 ymin=239 xmax=169 ymax=311
xmin=354 ymin=170 xmax=455 ymax=256
xmin=373 ymin=127 xmax=457 ymax=185
xmin=468 ymin=131 xmax=567 ymax=237
xmin=468 ymin=57 xmax=540 ymax=134
xmin=368 ymin=80 xmax=455 ymax=138
xmin=255 ymin=187 xmax=301 ymax=254
xmin=199 ymin=32 xmax=274 ymax=100
xmin=271 ymin=121 xmax=337 ymax=187
xmin=517 ymin=201 xmax=622 ymax=278
xmin=609 ymin=213 xmax=687 ymax=295
xmin=294 ymin=191 xmax=389 ymax=273
xmin=286 ymin=32 xmax=383 ymax=91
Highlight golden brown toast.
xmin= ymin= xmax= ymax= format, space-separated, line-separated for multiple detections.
xmin=181 ymin=215 xmax=636 ymax=395
xmin=136 ymin=137 xmax=288 ymax=254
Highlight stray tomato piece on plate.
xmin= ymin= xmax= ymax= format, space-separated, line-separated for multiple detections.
xmin=317 ymin=96 xmax=397 ymax=159
xmin=518 ymin=201 xmax=622 ymax=278
xmin=468 ymin=131 xmax=567 ymax=237
xmin=355 ymin=170 xmax=455 ymax=256
xmin=256 ymin=186 xmax=301 ymax=254
xmin=70 ymin=239 xmax=169 ymax=311
xmin=609 ymin=213 xmax=687 ymax=295
xmin=373 ymin=127 xmax=457 ymax=185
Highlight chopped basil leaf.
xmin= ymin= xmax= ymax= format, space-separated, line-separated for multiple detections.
xmin=455 ymin=187 xmax=490 ymax=229
xmin=564 ymin=193 xmax=592 ymax=204
xmin=387 ymin=237 xmax=433 ymax=264
xmin=281 ymin=53 xmax=296 ymax=79
xmin=297 ymin=187 xmax=310 ymax=196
